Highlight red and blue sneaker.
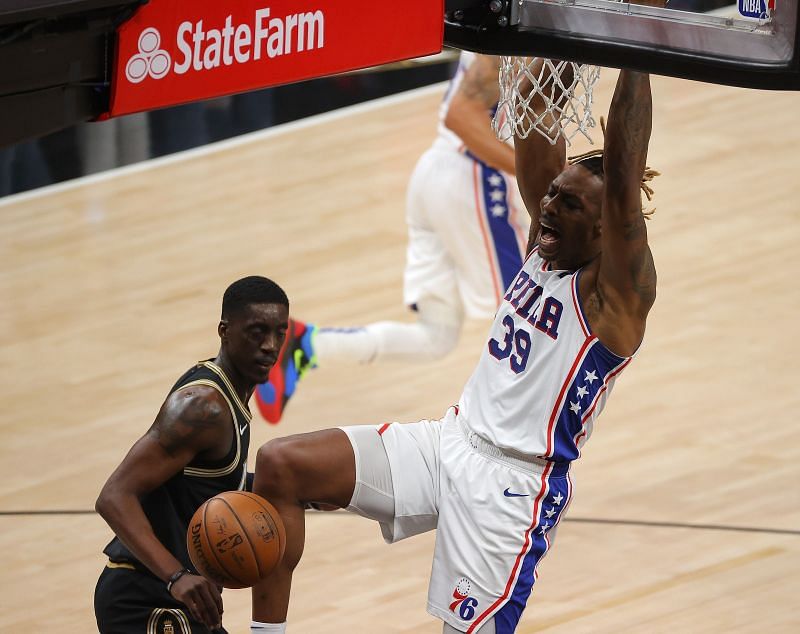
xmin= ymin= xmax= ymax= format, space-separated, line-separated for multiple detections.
xmin=255 ymin=318 xmax=317 ymax=424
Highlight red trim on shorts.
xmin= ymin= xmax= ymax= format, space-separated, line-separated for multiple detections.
xmin=377 ymin=423 xmax=391 ymax=436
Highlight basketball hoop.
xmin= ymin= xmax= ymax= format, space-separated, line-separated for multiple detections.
xmin=493 ymin=57 xmax=601 ymax=145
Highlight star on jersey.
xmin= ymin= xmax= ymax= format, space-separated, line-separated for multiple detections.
xmin=569 ymin=401 xmax=581 ymax=414
xmin=584 ymin=370 xmax=598 ymax=384
xmin=552 ymin=492 xmax=564 ymax=505
xmin=488 ymin=173 xmax=503 ymax=187
xmin=489 ymin=189 xmax=505 ymax=202
xmin=544 ymin=507 xmax=556 ymax=519
xmin=540 ymin=521 xmax=551 ymax=534
xmin=490 ymin=203 xmax=507 ymax=217
xmin=576 ymin=385 xmax=589 ymax=399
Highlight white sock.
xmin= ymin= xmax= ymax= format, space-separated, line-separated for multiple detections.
xmin=250 ymin=621 xmax=286 ymax=633
xmin=315 ymin=326 xmax=378 ymax=363
xmin=314 ymin=298 xmax=463 ymax=364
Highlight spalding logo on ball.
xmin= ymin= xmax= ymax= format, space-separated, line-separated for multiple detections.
xmin=187 ymin=490 xmax=286 ymax=588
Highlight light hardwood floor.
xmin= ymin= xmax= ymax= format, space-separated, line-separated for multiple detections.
xmin=0 ymin=73 xmax=798 ymax=633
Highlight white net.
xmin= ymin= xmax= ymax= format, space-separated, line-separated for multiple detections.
xmin=493 ymin=57 xmax=602 ymax=145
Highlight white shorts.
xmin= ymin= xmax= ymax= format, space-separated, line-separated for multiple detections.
xmin=403 ymin=146 xmax=529 ymax=320
xmin=342 ymin=407 xmax=573 ymax=633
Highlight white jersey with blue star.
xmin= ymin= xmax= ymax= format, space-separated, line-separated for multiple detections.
xmin=457 ymin=248 xmax=633 ymax=462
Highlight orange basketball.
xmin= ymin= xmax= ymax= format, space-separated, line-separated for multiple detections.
xmin=187 ymin=491 xmax=286 ymax=589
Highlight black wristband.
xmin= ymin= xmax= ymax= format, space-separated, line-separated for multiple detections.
xmin=166 ymin=568 xmax=192 ymax=593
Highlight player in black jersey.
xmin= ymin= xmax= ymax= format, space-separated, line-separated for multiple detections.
xmin=94 ymin=276 xmax=289 ymax=634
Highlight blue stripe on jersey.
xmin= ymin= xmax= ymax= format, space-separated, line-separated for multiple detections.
xmin=472 ymin=158 xmax=523 ymax=291
xmin=493 ymin=473 xmax=571 ymax=634
xmin=551 ymin=340 xmax=629 ymax=461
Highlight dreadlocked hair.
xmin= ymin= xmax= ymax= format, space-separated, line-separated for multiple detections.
xmin=567 ymin=117 xmax=659 ymax=218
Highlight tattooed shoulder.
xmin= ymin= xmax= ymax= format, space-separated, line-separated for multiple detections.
xmin=149 ymin=387 xmax=228 ymax=454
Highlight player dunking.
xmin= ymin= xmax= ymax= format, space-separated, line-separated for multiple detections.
xmin=94 ymin=277 xmax=289 ymax=633
xmin=248 ymin=64 xmax=656 ymax=633
xmin=255 ymin=52 xmax=528 ymax=423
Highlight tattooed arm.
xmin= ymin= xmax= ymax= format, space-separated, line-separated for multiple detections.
xmin=593 ymin=70 xmax=657 ymax=356
xmin=444 ymin=54 xmax=516 ymax=175
xmin=95 ymin=386 xmax=230 ymax=628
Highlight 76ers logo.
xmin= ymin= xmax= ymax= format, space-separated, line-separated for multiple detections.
xmin=450 ymin=578 xmax=479 ymax=621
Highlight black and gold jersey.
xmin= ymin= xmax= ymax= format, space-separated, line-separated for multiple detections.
xmin=103 ymin=360 xmax=251 ymax=573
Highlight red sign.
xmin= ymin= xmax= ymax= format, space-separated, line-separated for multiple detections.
xmin=108 ymin=0 xmax=443 ymax=117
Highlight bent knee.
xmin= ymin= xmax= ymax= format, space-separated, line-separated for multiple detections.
xmin=254 ymin=429 xmax=355 ymax=505
xmin=254 ymin=437 xmax=304 ymax=499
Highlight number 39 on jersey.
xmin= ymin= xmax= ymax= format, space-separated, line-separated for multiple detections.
xmin=489 ymin=270 xmax=563 ymax=374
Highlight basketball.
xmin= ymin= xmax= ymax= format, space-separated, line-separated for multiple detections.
xmin=187 ymin=491 xmax=286 ymax=589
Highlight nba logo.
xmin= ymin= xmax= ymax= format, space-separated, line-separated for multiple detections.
xmin=738 ymin=0 xmax=774 ymax=18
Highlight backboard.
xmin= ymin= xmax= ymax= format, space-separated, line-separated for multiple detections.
xmin=444 ymin=0 xmax=800 ymax=89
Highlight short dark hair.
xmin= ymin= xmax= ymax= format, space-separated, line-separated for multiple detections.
xmin=574 ymin=155 xmax=604 ymax=179
xmin=222 ymin=276 xmax=288 ymax=319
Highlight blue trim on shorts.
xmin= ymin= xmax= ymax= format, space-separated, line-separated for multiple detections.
xmin=493 ymin=474 xmax=571 ymax=633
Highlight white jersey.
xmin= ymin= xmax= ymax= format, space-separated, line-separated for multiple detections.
xmin=458 ymin=248 xmax=633 ymax=462
xmin=403 ymin=50 xmax=526 ymax=319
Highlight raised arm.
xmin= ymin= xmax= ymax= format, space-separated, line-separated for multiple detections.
xmin=512 ymin=58 xmax=569 ymax=254
xmin=595 ymin=70 xmax=656 ymax=354
xmin=95 ymin=387 xmax=229 ymax=629
xmin=444 ymin=54 xmax=516 ymax=175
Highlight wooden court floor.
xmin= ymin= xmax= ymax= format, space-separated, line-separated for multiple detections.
xmin=1 ymin=73 xmax=798 ymax=633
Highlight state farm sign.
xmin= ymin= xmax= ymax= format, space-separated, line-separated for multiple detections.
xmin=109 ymin=0 xmax=443 ymax=116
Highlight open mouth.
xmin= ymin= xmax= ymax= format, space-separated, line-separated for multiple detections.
xmin=539 ymin=221 xmax=561 ymax=250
